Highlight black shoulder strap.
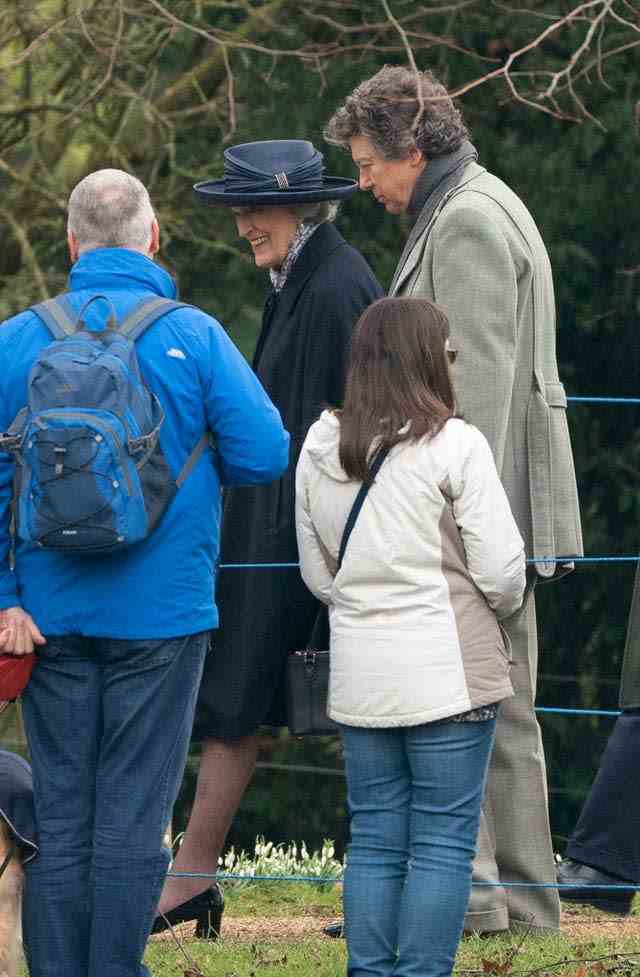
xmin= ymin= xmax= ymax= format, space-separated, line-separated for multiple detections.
xmin=337 ymin=446 xmax=390 ymax=569
xmin=119 ymin=297 xmax=192 ymax=342
xmin=0 ymin=837 xmax=16 ymax=880
xmin=30 ymin=296 xmax=76 ymax=340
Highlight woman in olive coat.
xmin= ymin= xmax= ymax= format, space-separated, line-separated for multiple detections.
xmin=153 ymin=140 xmax=382 ymax=932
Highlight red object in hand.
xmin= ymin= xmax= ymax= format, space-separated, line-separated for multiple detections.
xmin=0 ymin=653 xmax=35 ymax=701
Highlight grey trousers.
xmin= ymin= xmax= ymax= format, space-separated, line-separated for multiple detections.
xmin=464 ymin=587 xmax=560 ymax=933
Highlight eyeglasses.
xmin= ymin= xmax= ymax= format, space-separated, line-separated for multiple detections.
xmin=445 ymin=339 xmax=458 ymax=365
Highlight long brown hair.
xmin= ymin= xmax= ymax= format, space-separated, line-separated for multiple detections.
xmin=339 ymin=297 xmax=459 ymax=481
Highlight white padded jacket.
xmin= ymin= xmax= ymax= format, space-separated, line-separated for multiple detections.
xmin=295 ymin=412 xmax=526 ymax=728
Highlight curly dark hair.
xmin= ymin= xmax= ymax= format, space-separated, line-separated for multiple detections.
xmin=324 ymin=65 xmax=469 ymax=160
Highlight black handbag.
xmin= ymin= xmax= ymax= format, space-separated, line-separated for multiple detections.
xmin=287 ymin=447 xmax=389 ymax=736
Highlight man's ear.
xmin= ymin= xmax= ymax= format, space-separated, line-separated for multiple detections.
xmin=67 ymin=230 xmax=79 ymax=263
xmin=148 ymin=219 xmax=160 ymax=257
xmin=409 ymin=147 xmax=427 ymax=169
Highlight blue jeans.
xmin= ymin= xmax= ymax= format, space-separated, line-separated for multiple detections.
xmin=21 ymin=632 xmax=208 ymax=977
xmin=340 ymin=718 xmax=497 ymax=977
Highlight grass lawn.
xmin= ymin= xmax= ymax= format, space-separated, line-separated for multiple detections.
xmin=146 ymin=883 xmax=640 ymax=976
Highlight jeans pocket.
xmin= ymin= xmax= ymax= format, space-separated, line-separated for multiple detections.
xmin=103 ymin=634 xmax=195 ymax=672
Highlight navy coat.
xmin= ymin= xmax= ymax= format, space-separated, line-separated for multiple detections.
xmin=193 ymin=222 xmax=383 ymax=738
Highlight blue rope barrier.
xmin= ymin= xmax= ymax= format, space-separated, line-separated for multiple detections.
xmin=167 ymin=870 xmax=639 ymax=890
xmin=567 ymin=396 xmax=640 ymax=405
xmin=536 ymin=707 xmax=620 ymax=717
xmin=534 ymin=556 xmax=639 ymax=564
xmin=220 ymin=556 xmax=639 ymax=570
xmin=219 ymin=562 xmax=299 ymax=569
xmin=215 ymin=393 xmax=640 ymax=576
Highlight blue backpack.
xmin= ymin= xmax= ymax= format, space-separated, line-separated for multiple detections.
xmin=0 ymin=294 xmax=211 ymax=555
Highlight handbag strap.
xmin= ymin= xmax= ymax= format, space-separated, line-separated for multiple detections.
xmin=337 ymin=446 xmax=390 ymax=569
xmin=0 ymin=837 xmax=16 ymax=880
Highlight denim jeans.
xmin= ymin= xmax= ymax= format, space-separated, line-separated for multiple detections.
xmin=340 ymin=717 xmax=497 ymax=977
xmin=21 ymin=631 xmax=208 ymax=977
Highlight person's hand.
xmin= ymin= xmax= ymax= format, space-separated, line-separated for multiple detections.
xmin=0 ymin=606 xmax=46 ymax=655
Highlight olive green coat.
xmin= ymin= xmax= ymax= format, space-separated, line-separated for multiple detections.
xmin=390 ymin=160 xmax=583 ymax=577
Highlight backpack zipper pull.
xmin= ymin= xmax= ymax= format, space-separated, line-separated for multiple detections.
xmin=54 ymin=445 xmax=66 ymax=476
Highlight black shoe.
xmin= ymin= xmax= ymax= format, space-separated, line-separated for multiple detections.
xmin=323 ymin=920 xmax=344 ymax=938
xmin=151 ymin=883 xmax=224 ymax=939
xmin=556 ymin=858 xmax=634 ymax=915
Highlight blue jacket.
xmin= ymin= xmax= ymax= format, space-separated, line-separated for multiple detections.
xmin=0 ymin=249 xmax=289 ymax=638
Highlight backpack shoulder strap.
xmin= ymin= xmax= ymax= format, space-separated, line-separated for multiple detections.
xmin=120 ymin=297 xmax=210 ymax=488
xmin=30 ymin=296 xmax=76 ymax=340
xmin=176 ymin=432 xmax=213 ymax=488
xmin=118 ymin=297 xmax=213 ymax=488
xmin=119 ymin=297 xmax=192 ymax=342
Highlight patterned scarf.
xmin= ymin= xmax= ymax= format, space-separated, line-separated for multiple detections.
xmin=269 ymin=222 xmax=319 ymax=293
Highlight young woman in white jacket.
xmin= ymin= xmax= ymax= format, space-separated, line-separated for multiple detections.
xmin=295 ymin=297 xmax=526 ymax=977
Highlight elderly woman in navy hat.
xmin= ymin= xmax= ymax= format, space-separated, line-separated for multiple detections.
xmin=153 ymin=140 xmax=382 ymax=933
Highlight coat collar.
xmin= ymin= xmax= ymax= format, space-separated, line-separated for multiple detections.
xmin=68 ymin=248 xmax=178 ymax=299
xmin=390 ymin=156 xmax=484 ymax=296
xmin=407 ymin=140 xmax=478 ymax=225
xmin=253 ymin=223 xmax=347 ymax=370
xmin=276 ymin=221 xmax=347 ymax=303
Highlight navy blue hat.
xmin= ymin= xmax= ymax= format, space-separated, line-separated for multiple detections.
xmin=194 ymin=140 xmax=358 ymax=207
xmin=0 ymin=750 xmax=37 ymax=863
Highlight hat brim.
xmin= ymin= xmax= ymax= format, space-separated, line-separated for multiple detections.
xmin=193 ymin=175 xmax=359 ymax=207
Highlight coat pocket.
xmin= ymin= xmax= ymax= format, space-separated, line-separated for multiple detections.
xmin=526 ymin=380 xmax=583 ymax=579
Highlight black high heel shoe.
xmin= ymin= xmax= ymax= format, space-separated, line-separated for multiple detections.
xmin=323 ymin=919 xmax=344 ymax=938
xmin=151 ymin=883 xmax=224 ymax=939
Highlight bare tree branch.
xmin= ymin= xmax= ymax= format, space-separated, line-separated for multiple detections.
xmin=0 ymin=208 xmax=50 ymax=301
xmin=0 ymin=157 xmax=66 ymax=210
xmin=0 ymin=15 xmax=69 ymax=68
xmin=380 ymin=0 xmax=426 ymax=132
xmin=221 ymin=43 xmax=237 ymax=142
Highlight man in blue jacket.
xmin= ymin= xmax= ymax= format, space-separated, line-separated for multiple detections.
xmin=0 ymin=168 xmax=289 ymax=977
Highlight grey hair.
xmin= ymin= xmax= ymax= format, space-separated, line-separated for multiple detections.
xmin=67 ymin=168 xmax=156 ymax=254
xmin=324 ymin=65 xmax=469 ymax=161
xmin=290 ymin=200 xmax=339 ymax=225
xmin=232 ymin=200 xmax=339 ymax=225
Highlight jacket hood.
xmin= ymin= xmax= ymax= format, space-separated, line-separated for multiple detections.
xmin=68 ymin=248 xmax=177 ymax=299
xmin=305 ymin=410 xmax=351 ymax=483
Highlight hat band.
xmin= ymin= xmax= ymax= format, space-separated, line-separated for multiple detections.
xmin=223 ymin=149 xmax=326 ymax=195
xmin=223 ymin=170 xmax=325 ymax=194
